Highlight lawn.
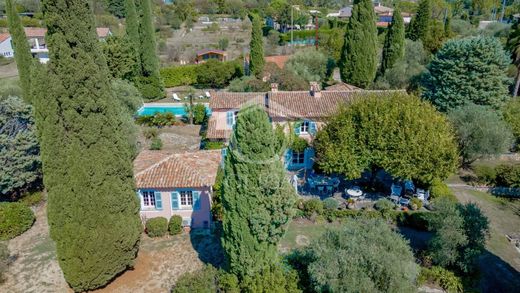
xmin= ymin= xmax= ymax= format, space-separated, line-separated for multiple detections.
xmin=279 ymin=219 xmax=334 ymax=253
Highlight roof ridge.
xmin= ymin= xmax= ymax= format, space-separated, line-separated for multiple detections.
xmin=134 ymin=153 xmax=175 ymax=177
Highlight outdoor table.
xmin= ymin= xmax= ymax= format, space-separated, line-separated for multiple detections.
xmin=346 ymin=186 xmax=363 ymax=198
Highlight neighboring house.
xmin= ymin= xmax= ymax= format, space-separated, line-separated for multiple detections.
xmin=1 ymin=27 xmax=111 ymax=63
xmin=134 ymin=150 xmax=222 ymax=228
xmin=195 ymin=49 xmax=227 ymax=63
xmin=0 ymin=33 xmax=13 ymax=58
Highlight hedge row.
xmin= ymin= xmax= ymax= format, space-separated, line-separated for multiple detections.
xmin=474 ymin=164 xmax=520 ymax=188
xmin=0 ymin=202 xmax=35 ymax=240
xmin=160 ymin=59 xmax=243 ymax=88
xmin=145 ymin=215 xmax=183 ymax=237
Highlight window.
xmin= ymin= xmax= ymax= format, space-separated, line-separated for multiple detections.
xmin=142 ymin=191 xmax=155 ymax=208
xmin=292 ymin=151 xmax=305 ymax=164
xmin=226 ymin=111 xmax=238 ymax=127
xmin=180 ymin=190 xmax=193 ymax=207
xmin=300 ymin=121 xmax=309 ymax=133
xmin=182 ymin=218 xmax=192 ymax=227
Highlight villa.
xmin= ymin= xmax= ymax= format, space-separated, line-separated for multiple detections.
xmin=133 ymin=150 xmax=221 ymax=228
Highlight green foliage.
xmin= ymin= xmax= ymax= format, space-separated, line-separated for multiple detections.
xmin=168 ymin=215 xmax=183 ymax=235
xmin=19 ymin=191 xmax=44 ymax=207
xmin=145 ymin=217 xmax=168 ymax=237
xmin=303 ymin=198 xmax=324 ymax=217
xmin=102 ymin=36 xmax=138 ymax=81
xmin=249 ymin=13 xmax=264 ymax=76
xmin=160 ymin=65 xmax=198 ymax=87
xmin=204 ymin=141 xmax=225 ymax=150
xmin=503 ymin=98 xmax=520 ymax=143
xmin=32 ymin=0 xmax=141 ymax=289
xmin=374 ymin=198 xmax=395 ymax=212
xmin=0 ymin=96 xmax=41 ymax=198
xmin=380 ymin=6 xmax=405 ymax=75
xmin=495 ymin=164 xmax=520 ymax=188
xmin=448 ymin=104 xmax=513 ymax=164
xmin=136 ymin=112 xmax=178 ymax=127
xmin=185 ymin=103 xmax=207 ymax=125
xmin=319 ymin=28 xmax=345 ymax=62
xmin=240 ymin=263 xmax=301 ymax=293
xmin=314 ymin=92 xmax=459 ymax=186
xmin=112 ymin=79 xmax=143 ymax=114
xmin=303 ymin=219 xmax=418 ymax=292
xmin=196 ymin=59 xmax=243 ymax=88
xmin=290 ymin=135 xmax=308 ymax=153
xmin=142 ymin=127 xmax=158 ymax=139
xmin=218 ymin=37 xmax=229 ymax=50
xmin=0 ymin=202 xmax=35 ymax=240
xmin=136 ymin=75 xmax=164 ymax=101
xmin=474 ymin=165 xmax=497 ymax=185
xmin=262 ymin=63 xmax=309 ymax=91
xmin=457 ymin=203 xmax=489 ymax=273
xmin=339 ymin=0 xmax=378 ymax=88
xmin=107 ymin=0 xmax=125 ymax=18
xmin=0 ymin=241 xmax=8 ymax=284
xmin=173 ymin=265 xmax=222 ymax=293
xmin=125 ymin=0 xmax=141 ymax=78
xmin=418 ymin=266 xmax=463 ymax=293
xmin=6 ymin=0 xmax=33 ymax=100
xmin=0 ymin=79 xmax=22 ymax=99
xmin=407 ymin=0 xmax=431 ymax=43
xmin=429 ymin=179 xmax=457 ymax=201
xmin=228 ymin=76 xmax=270 ymax=92
xmin=211 ymin=167 xmax=224 ymax=220
xmin=410 ymin=197 xmax=423 ymax=210
xmin=149 ymin=137 xmax=163 ymax=150
xmin=286 ymin=48 xmax=329 ymax=83
xmin=323 ymin=198 xmax=339 ymax=210
xmin=221 ymin=106 xmax=296 ymax=279
xmin=422 ymin=37 xmax=511 ymax=112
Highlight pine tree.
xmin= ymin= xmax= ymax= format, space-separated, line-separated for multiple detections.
xmin=339 ymin=0 xmax=378 ymax=88
xmin=136 ymin=0 xmax=163 ymax=100
xmin=221 ymin=106 xmax=295 ymax=279
xmin=33 ymin=0 xmax=141 ymax=290
xmin=249 ymin=14 xmax=265 ymax=77
xmin=380 ymin=6 xmax=405 ymax=76
xmin=124 ymin=0 xmax=141 ymax=78
xmin=6 ymin=0 xmax=33 ymax=101
xmin=408 ymin=0 xmax=431 ymax=43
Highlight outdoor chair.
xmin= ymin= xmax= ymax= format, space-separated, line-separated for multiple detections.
xmin=326 ymin=185 xmax=334 ymax=194
xmin=317 ymin=186 xmax=325 ymax=194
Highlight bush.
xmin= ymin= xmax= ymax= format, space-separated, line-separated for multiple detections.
xmin=168 ymin=215 xmax=183 ymax=235
xmin=136 ymin=113 xmax=178 ymax=127
xmin=303 ymin=199 xmax=324 ymax=218
xmin=160 ymin=65 xmax=198 ymax=87
xmin=399 ymin=212 xmax=434 ymax=231
xmin=418 ymin=266 xmax=463 ymax=293
xmin=474 ymin=165 xmax=497 ymax=185
xmin=410 ymin=197 xmax=423 ymax=210
xmin=143 ymin=127 xmax=158 ymax=139
xmin=19 ymin=191 xmax=44 ymax=207
xmin=430 ymin=179 xmax=457 ymax=201
xmin=0 ymin=202 xmax=35 ymax=240
xmin=495 ymin=164 xmax=520 ymax=188
xmin=196 ymin=59 xmax=243 ymax=88
xmin=323 ymin=198 xmax=339 ymax=210
xmin=374 ymin=198 xmax=395 ymax=212
xmin=186 ymin=104 xmax=207 ymax=125
xmin=173 ymin=264 xmax=240 ymax=293
xmin=149 ymin=137 xmax=163 ymax=150
xmin=145 ymin=217 xmax=168 ymax=237
xmin=136 ymin=75 xmax=164 ymax=101
xmin=203 ymin=141 xmax=225 ymax=150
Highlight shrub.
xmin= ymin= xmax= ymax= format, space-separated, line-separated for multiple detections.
xmin=474 ymin=165 xmax=497 ymax=185
xmin=323 ymin=198 xmax=339 ymax=210
xmin=410 ymin=197 xmax=423 ymax=210
xmin=136 ymin=75 xmax=164 ymax=101
xmin=400 ymin=212 xmax=433 ymax=231
xmin=430 ymin=178 xmax=457 ymax=201
xmin=203 ymin=141 xmax=225 ymax=150
xmin=418 ymin=266 xmax=463 ymax=293
xmin=143 ymin=127 xmax=158 ymax=139
xmin=0 ymin=202 xmax=35 ymax=240
xmin=191 ymin=104 xmax=207 ymax=124
xmin=145 ymin=217 xmax=168 ymax=237
xmin=303 ymin=198 xmax=324 ymax=218
xmin=495 ymin=164 xmax=520 ymax=188
xmin=196 ymin=59 xmax=243 ymax=88
xmin=149 ymin=137 xmax=163 ymax=150
xmin=19 ymin=191 xmax=44 ymax=207
xmin=374 ymin=198 xmax=395 ymax=212
xmin=160 ymin=65 xmax=198 ymax=87
xmin=168 ymin=215 xmax=183 ymax=235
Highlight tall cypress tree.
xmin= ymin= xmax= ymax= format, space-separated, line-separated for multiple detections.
xmin=124 ymin=0 xmax=141 ymax=78
xmin=34 ymin=0 xmax=141 ymax=290
xmin=6 ymin=0 xmax=33 ymax=100
xmin=408 ymin=0 xmax=431 ymax=43
xmin=136 ymin=0 xmax=163 ymax=100
xmin=380 ymin=6 xmax=405 ymax=76
xmin=339 ymin=0 xmax=378 ymax=88
xmin=249 ymin=13 xmax=265 ymax=77
xmin=221 ymin=106 xmax=295 ymax=279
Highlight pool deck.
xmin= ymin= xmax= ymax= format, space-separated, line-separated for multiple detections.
xmin=141 ymin=102 xmax=210 ymax=107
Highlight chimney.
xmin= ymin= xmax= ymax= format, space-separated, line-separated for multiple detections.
xmin=310 ymin=82 xmax=321 ymax=98
xmin=270 ymin=83 xmax=278 ymax=92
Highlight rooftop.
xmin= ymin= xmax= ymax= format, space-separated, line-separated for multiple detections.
xmin=0 ymin=33 xmax=10 ymax=43
xmin=134 ymin=150 xmax=222 ymax=189
xmin=196 ymin=49 xmax=227 ymax=56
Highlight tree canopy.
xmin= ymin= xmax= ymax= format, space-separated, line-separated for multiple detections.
xmin=407 ymin=0 xmax=431 ymax=43
xmin=249 ymin=13 xmax=265 ymax=76
xmin=314 ymin=92 xmax=459 ymax=185
xmin=380 ymin=6 xmax=405 ymax=76
xmin=422 ymin=37 xmax=511 ymax=112
xmin=286 ymin=48 xmax=329 ymax=83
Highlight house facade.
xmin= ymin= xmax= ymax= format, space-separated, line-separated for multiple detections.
xmin=134 ymin=150 xmax=221 ymax=228
xmin=206 ymin=82 xmax=386 ymax=171
xmin=195 ymin=49 xmax=227 ymax=63
xmin=0 ymin=33 xmax=14 ymax=58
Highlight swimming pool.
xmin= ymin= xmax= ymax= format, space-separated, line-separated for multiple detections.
xmin=137 ymin=103 xmax=211 ymax=116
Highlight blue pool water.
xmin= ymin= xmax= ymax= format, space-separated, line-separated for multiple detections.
xmin=137 ymin=104 xmax=211 ymax=116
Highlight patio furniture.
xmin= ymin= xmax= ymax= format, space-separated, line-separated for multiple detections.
xmin=389 ymin=195 xmax=400 ymax=204
xmin=307 ymin=180 xmax=316 ymax=192
xmin=205 ymin=91 xmax=211 ymax=98
xmin=326 ymin=185 xmax=334 ymax=193
xmin=346 ymin=186 xmax=363 ymax=198
xmin=172 ymin=93 xmax=181 ymax=101
xmin=317 ymin=186 xmax=325 ymax=194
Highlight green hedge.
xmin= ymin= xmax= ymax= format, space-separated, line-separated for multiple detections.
xmin=0 ymin=202 xmax=35 ymax=240
xmin=279 ymin=29 xmax=336 ymax=42
xmin=418 ymin=266 xmax=463 ymax=293
xmin=145 ymin=217 xmax=168 ymax=237
xmin=160 ymin=59 xmax=243 ymax=88
xmin=169 ymin=215 xmax=183 ymax=235
xmin=160 ymin=65 xmax=198 ymax=87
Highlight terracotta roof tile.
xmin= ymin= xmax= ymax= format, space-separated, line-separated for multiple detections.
xmin=324 ymin=82 xmax=360 ymax=91
xmin=0 ymin=33 xmax=10 ymax=43
xmin=209 ymin=91 xmax=266 ymax=109
xmin=206 ymin=115 xmax=232 ymax=140
xmin=196 ymin=49 xmax=226 ymax=56
xmin=134 ymin=150 xmax=222 ymax=189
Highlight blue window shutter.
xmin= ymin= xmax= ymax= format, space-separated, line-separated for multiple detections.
xmin=304 ymin=148 xmax=316 ymax=169
xmin=294 ymin=122 xmax=301 ymax=135
xmin=284 ymin=149 xmax=293 ymax=169
xmin=171 ymin=192 xmax=180 ymax=210
xmin=193 ymin=191 xmax=201 ymax=210
xmin=309 ymin=121 xmax=317 ymax=135
xmin=154 ymin=192 xmax=163 ymax=210
xmin=226 ymin=111 xmax=233 ymax=126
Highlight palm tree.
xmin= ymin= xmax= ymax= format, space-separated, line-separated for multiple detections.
xmin=507 ymin=21 xmax=520 ymax=97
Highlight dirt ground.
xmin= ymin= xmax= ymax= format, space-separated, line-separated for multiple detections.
xmin=137 ymin=124 xmax=202 ymax=153
xmin=0 ymin=61 xmax=18 ymax=80
xmin=0 ymin=202 xmax=223 ymax=293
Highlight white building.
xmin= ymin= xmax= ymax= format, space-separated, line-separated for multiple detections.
xmin=0 ymin=33 xmax=14 ymax=58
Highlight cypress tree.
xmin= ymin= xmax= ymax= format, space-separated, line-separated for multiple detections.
xmin=339 ymin=0 xmax=378 ymax=88
xmin=249 ymin=14 xmax=265 ymax=77
xmin=136 ymin=0 xmax=163 ymax=100
xmin=221 ymin=106 xmax=295 ymax=279
xmin=34 ymin=0 xmax=141 ymax=290
xmin=124 ymin=0 xmax=141 ymax=78
xmin=380 ymin=6 xmax=405 ymax=76
xmin=6 ymin=0 xmax=33 ymax=100
xmin=408 ymin=0 xmax=431 ymax=43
